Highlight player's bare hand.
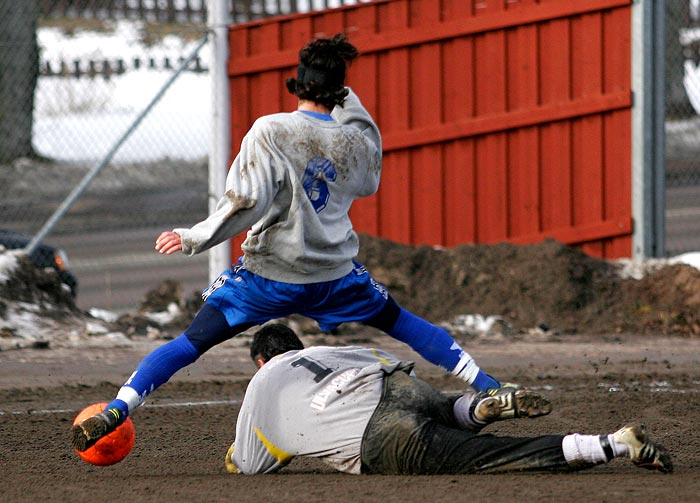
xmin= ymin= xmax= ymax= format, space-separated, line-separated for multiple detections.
xmin=155 ymin=231 xmax=182 ymax=255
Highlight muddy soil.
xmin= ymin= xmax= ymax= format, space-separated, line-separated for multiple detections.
xmin=2 ymin=236 xmax=700 ymax=502
xmin=356 ymin=234 xmax=700 ymax=337
xmin=1 ymin=334 xmax=699 ymax=503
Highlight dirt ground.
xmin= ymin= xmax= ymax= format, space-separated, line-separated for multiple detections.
xmin=2 ymin=335 xmax=699 ymax=503
xmin=2 ymin=236 xmax=700 ymax=502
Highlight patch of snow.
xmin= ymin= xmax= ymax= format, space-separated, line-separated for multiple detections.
xmin=684 ymin=59 xmax=700 ymax=115
xmin=440 ymin=314 xmax=511 ymax=338
xmin=0 ymin=296 xmax=130 ymax=351
xmin=670 ymin=251 xmax=700 ymax=270
xmin=34 ymin=20 xmax=209 ymax=163
xmin=614 ymin=258 xmax=673 ymax=280
xmin=85 ymin=321 xmax=110 ymax=335
xmin=145 ymin=302 xmax=182 ymax=325
xmin=615 ymin=252 xmax=700 ymax=280
xmin=0 ymin=251 xmax=20 ymax=284
xmin=88 ymin=307 xmax=121 ymax=323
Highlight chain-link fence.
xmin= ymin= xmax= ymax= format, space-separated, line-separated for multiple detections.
xmin=665 ymin=1 xmax=700 ymax=256
xmin=0 ymin=0 xmax=370 ymax=313
xmin=1 ymin=1 xmax=211 ymax=312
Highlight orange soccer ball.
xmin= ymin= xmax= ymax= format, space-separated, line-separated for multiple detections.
xmin=72 ymin=402 xmax=136 ymax=466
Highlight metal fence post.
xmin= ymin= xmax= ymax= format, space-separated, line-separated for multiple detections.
xmin=207 ymin=0 xmax=232 ymax=282
xmin=631 ymin=0 xmax=666 ymax=259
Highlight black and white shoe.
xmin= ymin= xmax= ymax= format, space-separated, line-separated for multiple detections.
xmin=471 ymin=388 xmax=552 ymax=423
xmin=612 ymin=424 xmax=673 ymax=473
xmin=71 ymin=408 xmax=122 ymax=451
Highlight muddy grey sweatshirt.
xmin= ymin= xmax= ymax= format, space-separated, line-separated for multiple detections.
xmin=174 ymin=88 xmax=382 ymax=283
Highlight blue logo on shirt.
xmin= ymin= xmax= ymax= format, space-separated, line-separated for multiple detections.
xmin=302 ymin=157 xmax=337 ymax=213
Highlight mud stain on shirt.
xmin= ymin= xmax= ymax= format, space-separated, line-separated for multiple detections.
xmin=224 ymin=189 xmax=256 ymax=217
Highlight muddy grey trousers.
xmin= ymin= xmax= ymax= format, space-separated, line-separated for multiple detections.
xmin=360 ymin=371 xmax=571 ymax=474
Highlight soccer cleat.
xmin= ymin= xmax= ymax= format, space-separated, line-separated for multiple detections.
xmin=484 ymin=382 xmax=522 ymax=396
xmin=471 ymin=388 xmax=552 ymax=423
xmin=612 ymin=424 xmax=673 ymax=473
xmin=71 ymin=408 xmax=122 ymax=452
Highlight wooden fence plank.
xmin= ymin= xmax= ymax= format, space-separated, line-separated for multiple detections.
xmin=228 ymin=0 xmax=634 ymax=259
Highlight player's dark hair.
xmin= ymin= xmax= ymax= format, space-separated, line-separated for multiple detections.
xmin=285 ymin=33 xmax=359 ymax=109
xmin=250 ymin=323 xmax=304 ymax=362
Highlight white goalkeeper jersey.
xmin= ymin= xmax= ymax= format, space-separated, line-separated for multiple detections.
xmin=229 ymin=346 xmax=414 ymax=474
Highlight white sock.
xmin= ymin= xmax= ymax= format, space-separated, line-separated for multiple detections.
xmin=562 ymin=434 xmax=612 ymax=466
xmin=116 ymin=386 xmax=141 ymax=414
xmin=609 ymin=434 xmax=630 ymax=457
xmin=452 ymin=393 xmax=485 ymax=432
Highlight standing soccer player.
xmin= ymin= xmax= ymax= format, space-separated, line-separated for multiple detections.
xmin=73 ymin=33 xmax=518 ymax=451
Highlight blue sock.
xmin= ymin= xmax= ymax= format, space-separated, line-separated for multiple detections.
xmin=388 ymin=308 xmax=463 ymax=372
xmin=471 ymin=370 xmax=500 ymax=391
xmin=105 ymin=334 xmax=200 ymax=419
xmin=103 ymin=399 xmax=130 ymax=423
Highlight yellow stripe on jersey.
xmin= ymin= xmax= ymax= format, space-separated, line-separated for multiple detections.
xmin=371 ymin=348 xmax=392 ymax=366
xmin=255 ymin=427 xmax=293 ymax=464
xmin=225 ymin=443 xmax=239 ymax=474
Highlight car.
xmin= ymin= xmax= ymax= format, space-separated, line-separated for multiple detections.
xmin=0 ymin=229 xmax=78 ymax=298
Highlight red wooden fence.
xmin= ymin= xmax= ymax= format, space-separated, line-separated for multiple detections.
xmin=227 ymin=0 xmax=633 ymax=259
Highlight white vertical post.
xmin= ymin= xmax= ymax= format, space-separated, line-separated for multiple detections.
xmin=631 ymin=0 xmax=665 ymax=259
xmin=207 ymin=0 xmax=232 ymax=281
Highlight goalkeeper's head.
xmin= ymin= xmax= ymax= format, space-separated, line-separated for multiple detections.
xmin=250 ymin=323 xmax=304 ymax=368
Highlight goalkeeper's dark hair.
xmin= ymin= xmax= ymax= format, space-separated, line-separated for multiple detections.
xmin=286 ymin=33 xmax=359 ymax=109
xmin=250 ymin=323 xmax=304 ymax=362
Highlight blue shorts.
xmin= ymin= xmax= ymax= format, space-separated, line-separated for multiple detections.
xmin=202 ymin=260 xmax=389 ymax=332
